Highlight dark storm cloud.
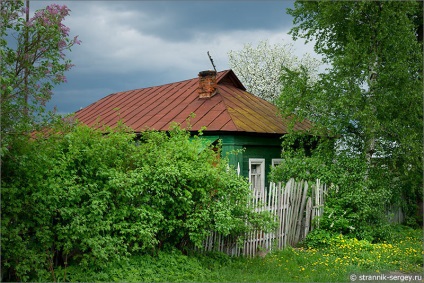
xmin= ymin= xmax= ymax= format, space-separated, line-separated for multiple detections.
xmin=25 ymin=1 xmax=318 ymax=115
xmin=114 ymin=1 xmax=294 ymax=41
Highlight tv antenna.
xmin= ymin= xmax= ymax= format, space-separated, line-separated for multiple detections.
xmin=207 ymin=51 xmax=217 ymax=72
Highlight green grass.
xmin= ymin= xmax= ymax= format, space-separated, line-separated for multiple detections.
xmin=44 ymin=226 xmax=423 ymax=282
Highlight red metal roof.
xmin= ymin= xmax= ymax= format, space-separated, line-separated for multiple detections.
xmin=74 ymin=70 xmax=312 ymax=134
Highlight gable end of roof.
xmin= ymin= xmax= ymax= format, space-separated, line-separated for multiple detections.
xmin=216 ymin=70 xmax=246 ymax=91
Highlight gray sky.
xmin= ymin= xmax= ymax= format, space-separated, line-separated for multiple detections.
xmin=28 ymin=1 xmax=318 ymax=114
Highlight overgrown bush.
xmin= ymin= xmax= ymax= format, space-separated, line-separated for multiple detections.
xmin=51 ymin=248 xmax=214 ymax=282
xmin=36 ymin=226 xmax=422 ymax=282
xmin=270 ymin=133 xmax=408 ymax=242
xmin=1 ymin=122 xmax=273 ymax=281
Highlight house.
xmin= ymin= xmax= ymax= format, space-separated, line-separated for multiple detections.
xmin=74 ymin=69 xmax=312 ymax=192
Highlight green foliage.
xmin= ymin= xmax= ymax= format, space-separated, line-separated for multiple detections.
xmin=274 ymin=0 xmax=423 ymax=238
xmin=271 ymin=135 xmax=397 ymax=241
xmin=1 ymin=122 xmax=272 ymax=281
xmin=28 ymin=226 xmax=424 ymax=282
xmin=302 ymin=227 xmax=423 ymax=275
xmin=51 ymin=248 xmax=213 ymax=282
xmin=131 ymin=124 xmax=271 ymax=249
xmin=1 ymin=0 xmax=80 ymax=146
xmin=301 ymin=229 xmax=339 ymax=249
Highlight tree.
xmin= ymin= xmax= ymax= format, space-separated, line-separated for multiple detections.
xmin=0 ymin=0 xmax=80 ymax=151
xmin=273 ymin=1 xmax=423 ymax=235
xmin=1 ymin=2 xmax=81 ymax=279
xmin=228 ymin=39 xmax=320 ymax=103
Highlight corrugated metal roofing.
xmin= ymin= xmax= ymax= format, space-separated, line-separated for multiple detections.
xmin=74 ymin=70 xmax=312 ymax=134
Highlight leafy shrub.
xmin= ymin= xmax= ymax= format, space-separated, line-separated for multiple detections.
xmin=302 ymin=229 xmax=338 ymax=249
xmin=56 ymin=248 xmax=213 ymax=282
xmin=270 ymin=133 xmax=400 ymax=242
xmin=31 ymin=226 xmax=423 ymax=282
xmin=1 ymin=122 xmax=273 ymax=281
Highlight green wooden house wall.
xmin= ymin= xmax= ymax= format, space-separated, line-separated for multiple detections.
xmin=201 ymin=133 xmax=283 ymax=187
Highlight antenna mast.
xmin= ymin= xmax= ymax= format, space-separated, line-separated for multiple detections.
xmin=207 ymin=51 xmax=217 ymax=72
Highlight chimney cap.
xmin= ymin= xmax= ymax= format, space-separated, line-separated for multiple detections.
xmin=198 ymin=70 xmax=217 ymax=77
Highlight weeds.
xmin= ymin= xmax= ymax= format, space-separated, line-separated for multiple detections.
xmin=41 ymin=226 xmax=422 ymax=282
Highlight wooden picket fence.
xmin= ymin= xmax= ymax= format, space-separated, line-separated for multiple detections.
xmin=201 ymin=178 xmax=330 ymax=257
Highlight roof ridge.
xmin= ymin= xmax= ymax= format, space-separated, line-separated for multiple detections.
xmin=99 ymin=69 xmax=234 ymax=97
xmin=216 ymin=84 xmax=240 ymax=131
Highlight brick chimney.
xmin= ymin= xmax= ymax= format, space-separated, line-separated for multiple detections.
xmin=198 ymin=70 xmax=218 ymax=99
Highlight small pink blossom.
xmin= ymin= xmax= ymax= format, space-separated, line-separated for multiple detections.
xmin=73 ymin=36 xmax=81 ymax=45
xmin=60 ymin=24 xmax=70 ymax=36
xmin=58 ymin=40 xmax=67 ymax=49
xmin=64 ymin=63 xmax=75 ymax=71
xmin=55 ymin=74 xmax=67 ymax=83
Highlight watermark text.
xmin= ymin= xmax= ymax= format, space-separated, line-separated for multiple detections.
xmin=350 ymin=273 xmax=423 ymax=282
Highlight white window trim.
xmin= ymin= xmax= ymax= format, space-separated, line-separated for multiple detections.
xmin=249 ymin=158 xmax=265 ymax=196
xmin=272 ymin=158 xmax=283 ymax=167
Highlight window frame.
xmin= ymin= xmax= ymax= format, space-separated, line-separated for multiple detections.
xmin=272 ymin=158 xmax=283 ymax=167
xmin=248 ymin=158 xmax=265 ymax=195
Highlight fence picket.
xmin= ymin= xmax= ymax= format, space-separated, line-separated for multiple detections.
xmin=276 ymin=182 xmax=283 ymax=249
xmin=304 ymin=197 xmax=312 ymax=239
xmin=200 ymin=178 xmax=330 ymax=257
xmin=295 ymin=181 xmax=308 ymax=245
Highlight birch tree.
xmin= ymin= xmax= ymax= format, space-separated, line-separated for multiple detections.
xmin=274 ymin=1 xmax=423 ymax=232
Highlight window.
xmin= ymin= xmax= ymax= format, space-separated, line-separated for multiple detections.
xmin=272 ymin=158 xmax=283 ymax=167
xmin=249 ymin=159 xmax=265 ymax=196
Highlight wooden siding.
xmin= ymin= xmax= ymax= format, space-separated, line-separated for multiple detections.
xmin=203 ymin=133 xmax=283 ymax=182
